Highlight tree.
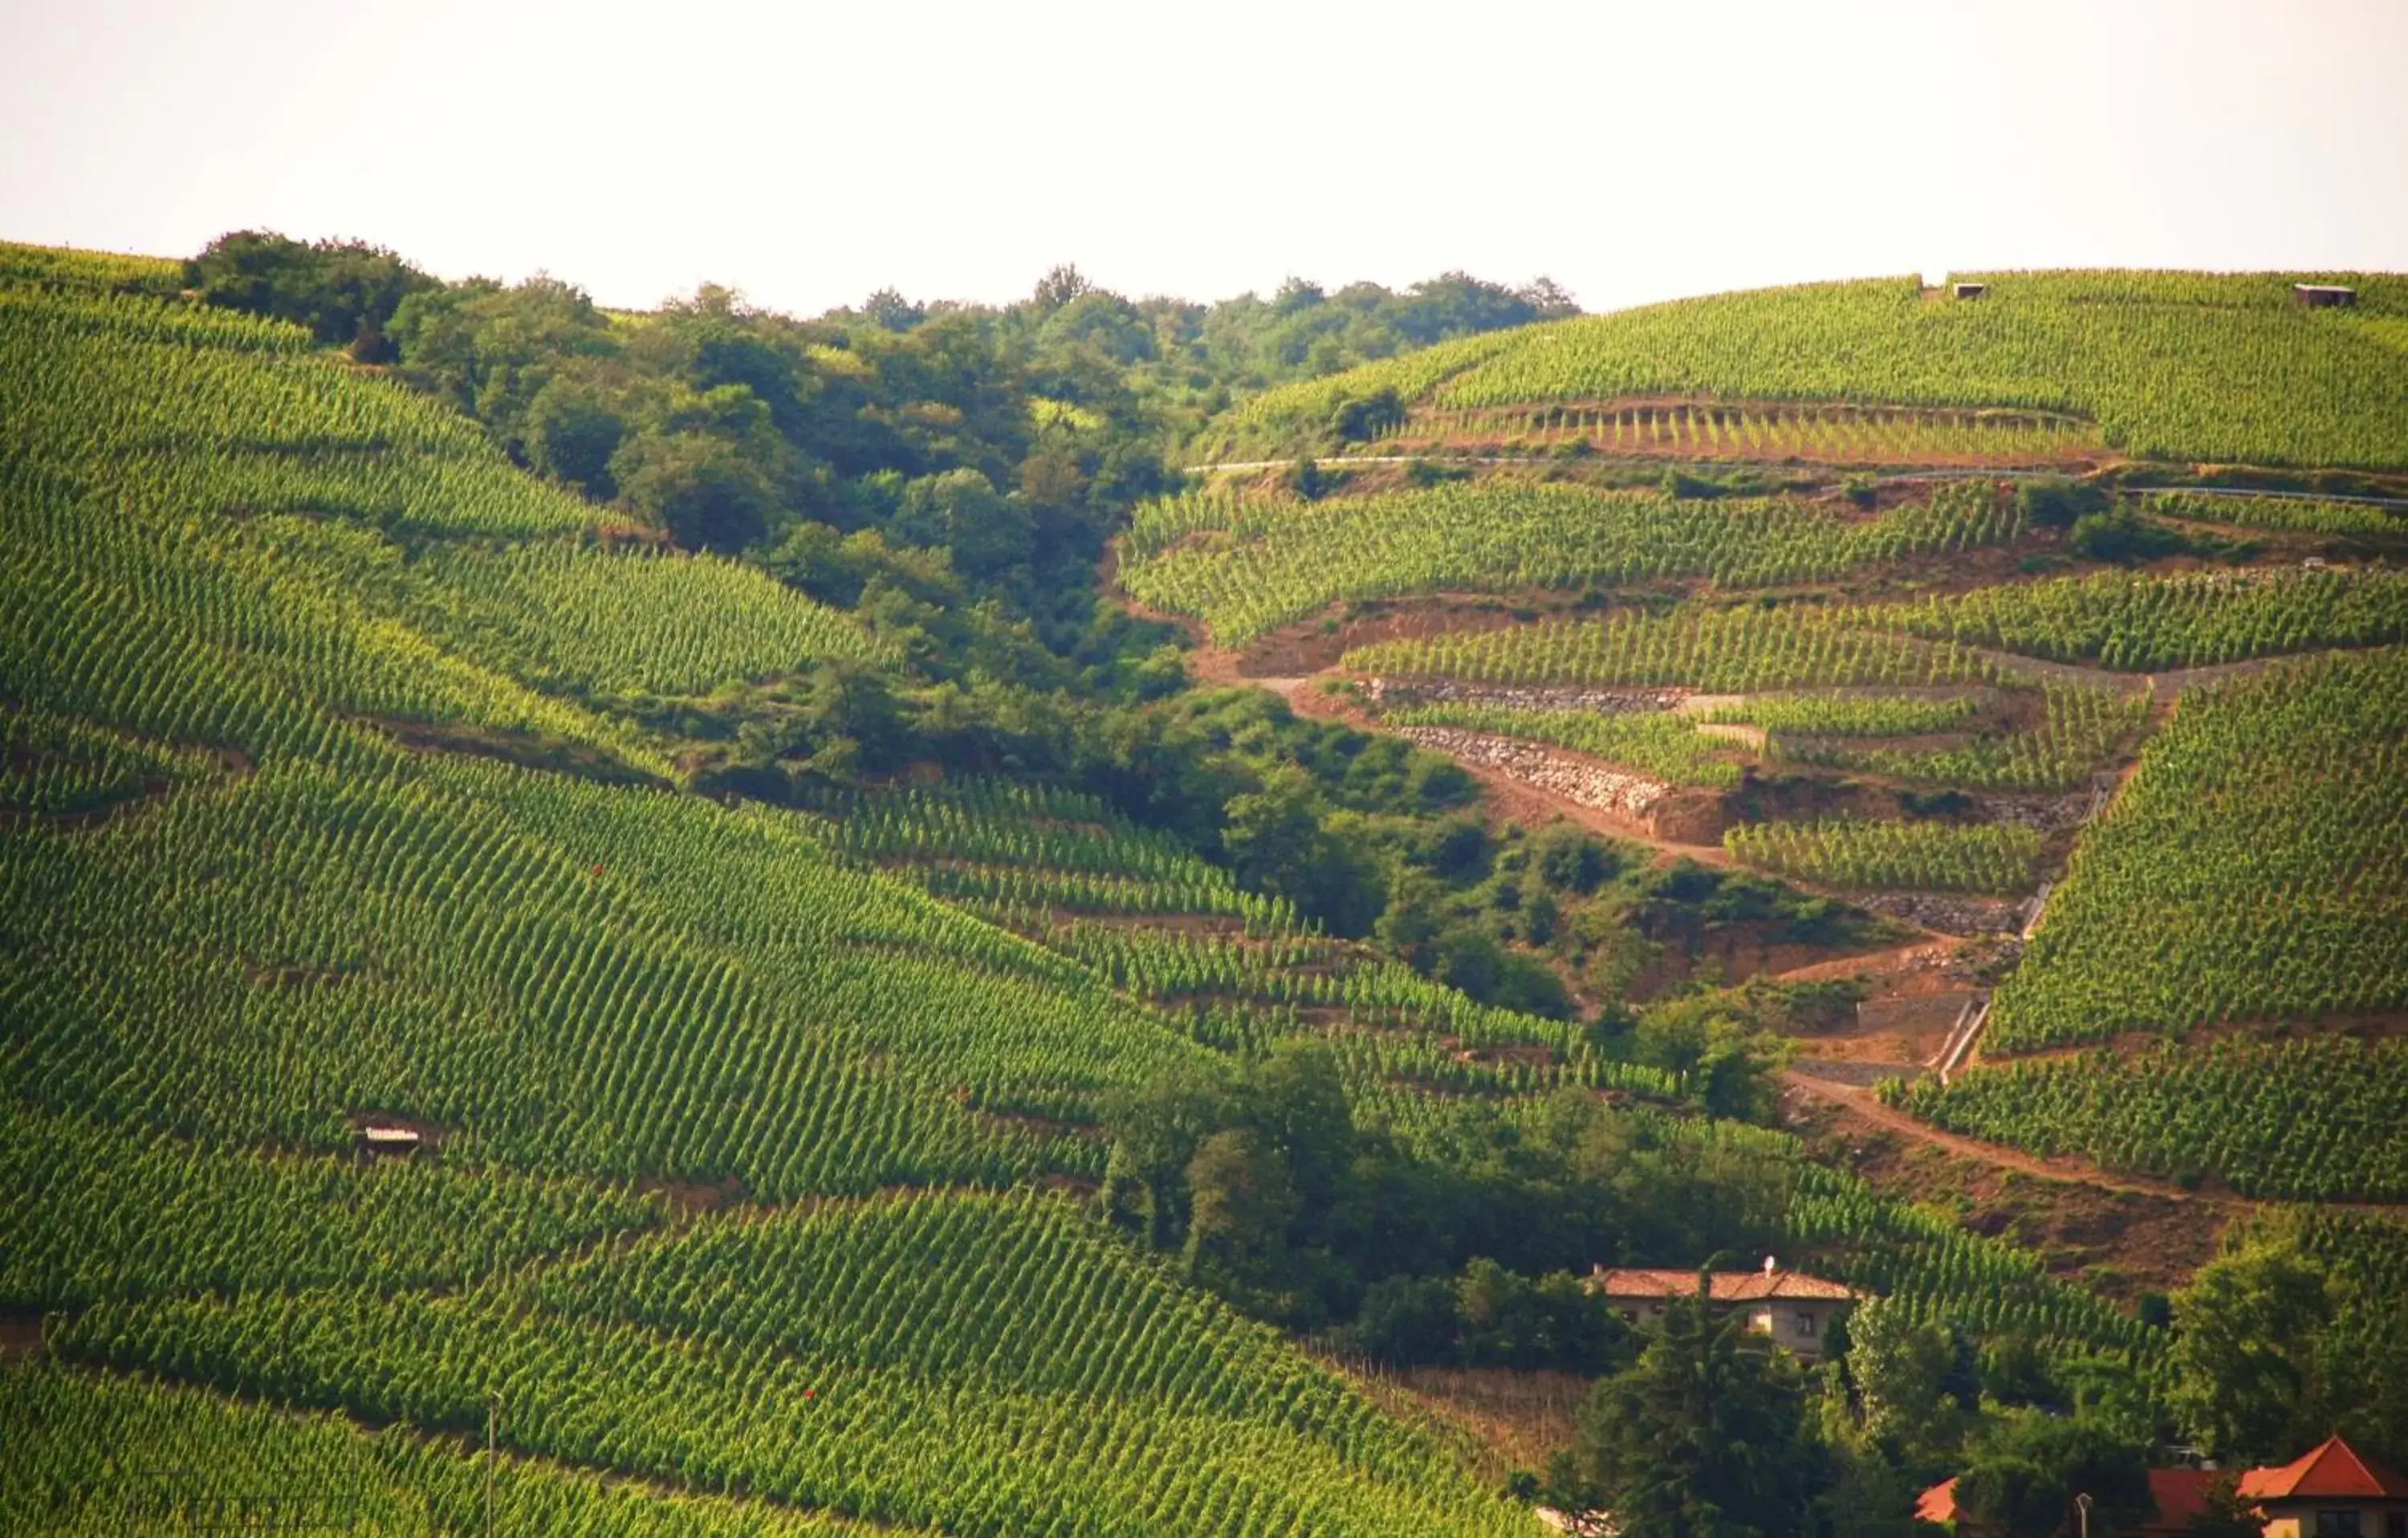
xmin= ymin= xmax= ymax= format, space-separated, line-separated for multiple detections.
xmin=1564 ymin=1278 xmax=1817 ymax=1537
xmin=525 ymin=377 xmax=625 ymax=498
xmin=2187 ymin=1474 xmax=2268 ymax=1538
xmin=1182 ymin=1127 xmax=1299 ymax=1303
xmin=890 ymin=468 xmax=1033 ymax=580
xmin=1031 ymin=263 xmax=1092 ymax=311
xmin=608 ymin=424 xmax=775 ymax=551
xmin=1846 ymin=1296 xmax=1969 ymax=1474
xmin=2167 ymin=1229 xmax=2337 ymax=1464
xmin=1956 ymin=1412 xmax=2150 ymax=1538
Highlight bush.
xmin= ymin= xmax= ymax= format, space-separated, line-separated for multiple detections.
xmin=2016 ymin=476 xmax=2111 ymax=529
xmin=188 ymin=230 xmax=436 ymax=359
xmin=2067 ymin=509 xmax=2188 ymax=564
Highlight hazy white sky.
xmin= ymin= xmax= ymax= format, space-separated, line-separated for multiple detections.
xmin=4 ymin=0 xmax=2403 ymax=317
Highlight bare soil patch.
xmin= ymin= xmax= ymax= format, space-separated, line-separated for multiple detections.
xmin=1795 ymin=1100 xmax=2225 ymax=1305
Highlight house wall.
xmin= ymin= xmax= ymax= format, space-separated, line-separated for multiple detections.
xmin=2262 ymin=1502 xmax=2408 ymax=1538
xmin=1603 ymin=1299 xmax=1849 ymax=1359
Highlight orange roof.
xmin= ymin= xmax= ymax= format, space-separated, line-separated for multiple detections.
xmin=2141 ymin=1469 xmax=2218 ymax=1533
xmin=1589 ymin=1266 xmax=1856 ymax=1302
xmin=1915 ymin=1477 xmax=1959 ymax=1525
xmin=2238 ymin=1436 xmax=2408 ymax=1503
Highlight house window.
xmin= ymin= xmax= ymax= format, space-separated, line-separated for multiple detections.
xmin=2382 ymin=1514 xmax=2402 ymax=1538
xmin=2315 ymin=1512 xmax=2361 ymax=1538
xmin=1796 ymin=1312 xmax=1819 ymax=1337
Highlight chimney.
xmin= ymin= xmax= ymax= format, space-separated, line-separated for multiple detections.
xmin=1763 ymin=1256 xmax=1776 ymax=1276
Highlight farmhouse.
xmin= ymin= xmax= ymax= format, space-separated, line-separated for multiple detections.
xmin=1585 ymin=1259 xmax=1856 ymax=1360
xmin=1914 ymin=1434 xmax=2408 ymax=1536
xmin=2293 ymin=283 xmax=2358 ymax=308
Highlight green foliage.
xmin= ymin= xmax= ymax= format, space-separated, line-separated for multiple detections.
xmin=1788 ymin=683 xmax=2146 ymax=792
xmin=1559 ymin=1284 xmax=1818 ymax=1537
xmin=1346 ymin=602 xmax=1999 ymax=694
xmin=1702 ymin=690 xmax=1983 ymax=737
xmin=1 ymin=1361 xmax=878 ymax=1535
xmin=2160 ymin=1214 xmax=2408 ymax=1469
xmin=1988 ymin=649 xmax=2408 ymax=1049
xmin=1846 ymin=1297 xmax=1973 ymax=1471
xmin=187 ymin=230 xmax=437 ymax=359
xmin=2015 ymin=476 xmax=2112 ymax=530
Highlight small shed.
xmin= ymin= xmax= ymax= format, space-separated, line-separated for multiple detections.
xmin=2293 ymin=283 xmax=2357 ymax=308
xmin=1952 ymin=282 xmax=1987 ymax=299
xmin=357 ymin=1125 xmax=423 ymax=1157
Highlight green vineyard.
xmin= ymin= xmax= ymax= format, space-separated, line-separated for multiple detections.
xmin=1987 ymin=649 xmax=2408 ymax=1050
xmin=1723 ymin=819 xmax=2041 ymax=895
xmin=1121 ymin=480 xmax=2022 ymax=647
xmin=1224 ymin=271 xmax=2408 ymax=469
xmin=9 ymin=224 xmax=2408 ymax=1537
xmin=1881 ymin=1037 xmax=2408 ymax=1201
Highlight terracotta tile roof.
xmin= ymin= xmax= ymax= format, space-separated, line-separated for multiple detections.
xmin=2142 ymin=1468 xmax=2218 ymax=1533
xmin=1915 ymin=1477 xmax=1959 ymax=1525
xmin=2238 ymin=1435 xmax=2408 ymax=1503
xmin=1588 ymin=1266 xmax=1857 ymax=1302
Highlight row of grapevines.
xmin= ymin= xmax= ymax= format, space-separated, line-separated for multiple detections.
xmin=1788 ymin=684 xmax=2147 ymax=791
xmin=0 ymin=1101 xmax=661 ymax=1308
xmin=0 ymin=747 xmax=1209 ymax=1197
xmin=0 ymin=1362 xmax=861 ymax=1538
xmin=1701 ymin=689 xmax=1986 ymax=736
xmin=1880 ymin=1036 xmax=2408 ymax=1200
xmin=2143 ymin=490 xmax=2407 ymax=538
xmin=56 ymin=1192 xmax=1540 ymax=1538
xmin=0 ymin=238 xmax=182 ymax=295
xmin=1881 ymin=567 xmax=2408 ymax=672
xmin=1987 ymin=649 xmax=2408 ymax=1050
xmin=0 ymin=455 xmax=665 ymax=776
xmin=1395 ymin=401 xmax=2101 ymax=467
xmin=1121 ymin=480 xmax=2022 ymax=646
xmin=1417 ymin=275 xmax=2408 ymax=469
xmin=1723 ymin=819 xmax=2040 ymax=894
xmin=1346 ymin=602 xmax=1999 ymax=693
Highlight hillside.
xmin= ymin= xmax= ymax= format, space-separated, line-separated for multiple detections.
xmin=1199 ymin=271 xmax=2408 ymax=470
xmin=5 ymin=242 xmax=2407 ymax=1534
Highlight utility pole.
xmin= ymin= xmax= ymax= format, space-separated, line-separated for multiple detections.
xmin=485 ymin=1391 xmax=502 ymax=1538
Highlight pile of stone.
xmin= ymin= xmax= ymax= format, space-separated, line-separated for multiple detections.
xmin=1394 ymin=727 xmax=1671 ymax=820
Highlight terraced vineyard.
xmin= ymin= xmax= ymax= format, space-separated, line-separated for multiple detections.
xmin=1724 ymin=819 xmax=2041 ymax=896
xmin=1216 ymin=271 xmax=2408 ymax=469
xmin=1382 ymin=401 xmax=2105 ymax=467
xmin=1884 ymin=567 xmax=2408 ymax=671
xmin=1123 ymin=479 xmax=2023 ymax=647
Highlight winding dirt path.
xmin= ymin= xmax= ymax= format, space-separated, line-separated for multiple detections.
xmin=1786 ymin=1071 xmax=2408 ymax=1219
xmin=1781 ymin=1070 xmax=2243 ymax=1206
